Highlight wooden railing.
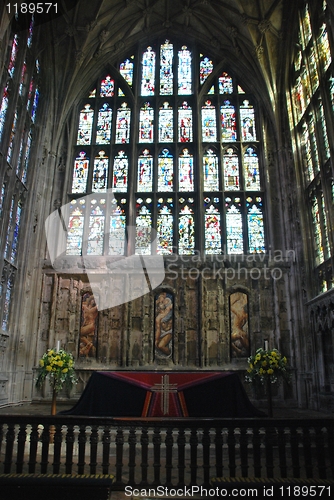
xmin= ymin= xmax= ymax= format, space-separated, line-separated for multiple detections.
xmin=0 ymin=416 xmax=333 ymax=489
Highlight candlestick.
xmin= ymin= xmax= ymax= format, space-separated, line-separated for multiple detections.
xmin=264 ymin=340 xmax=269 ymax=351
xmin=56 ymin=340 xmax=60 ymax=352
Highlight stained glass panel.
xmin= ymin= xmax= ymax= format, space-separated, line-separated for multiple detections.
xmin=178 ymin=198 xmax=195 ymax=254
xmin=226 ymin=197 xmax=243 ymax=254
xmin=66 ymin=199 xmax=86 ymax=255
xmin=19 ymin=61 xmax=27 ymax=97
xmin=8 ymin=34 xmax=18 ymax=77
xmin=317 ymin=24 xmax=331 ymax=71
xmin=135 ymin=198 xmax=152 ymax=255
xmin=200 ymin=57 xmax=213 ymax=85
xmin=77 ymin=104 xmax=94 ymax=145
xmin=87 ymin=198 xmax=106 ymax=255
xmin=96 ymin=103 xmax=112 ymax=144
xmin=159 ymin=102 xmax=173 ymax=142
xmin=203 ymin=149 xmax=219 ymax=191
xmin=109 ymin=198 xmax=127 ymax=255
xmin=244 ymin=147 xmax=260 ymax=190
xmin=321 ymin=193 xmax=330 ymax=259
xmin=223 ymin=148 xmax=239 ymax=190
xmin=7 ymin=111 xmax=18 ymax=163
xmin=201 ymin=100 xmax=217 ymax=142
xmin=72 ymin=151 xmax=89 ymax=193
xmin=115 ymin=103 xmax=131 ymax=144
xmin=10 ymin=201 xmax=22 ymax=263
xmin=179 ymin=149 xmax=194 ymax=192
xmin=113 ymin=150 xmax=128 ymax=192
xmin=5 ymin=198 xmax=15 ymax=260
xmin=240 ymin=100 xmax=256 ymax=141
xmin=119 ymin=58 xmax=134 ymax=87
xmin=138 ymin=149 xmax=153 ymax=191
xmin=309 ymin=44 xmax=319 ymax=93
xmin=319 ymin=101 xmax=330 ymax=161
xmin=139 ymin=102 xmax=154 ymax=143
xmin=238 ymin=85 xmax=245 ymax=94
xmin=178 ymin=102 xmax=193 ymax=142
xmin=141 ymin=46 xmax=156 ymax=96
xmin=157 ymin=197 xmax=174 ymax=254
xmin=2 ymin=269 xmax=14 ymax=331
xmin=92 ymin=151 xmax=108 ymax=192
xmin=204 ymin=198 xmax=221 ymax=254
xmin=27 ymin=17 xmax=34 ymax=48
xmin=31 ymin=87 xmax=39 ymax=123
xmin=301 ymin=124 xmax=314 ymax=183
xmin=178 ymin=46 xmax=192 ymax=95
xmin=309 ymin=119 xmax=319 ymax=174
xmin=246 ymin=197 xmax=265 ymax=253
xmin=158 ymin=149 xmax=173 ymax=191
xmin=100 ymin=75 xmax=114 ymax=97
xmin=0 ymin=84 xmax=9 ymax=141
xmin=220 ymin=101 xmax=237 ymax=142
xmin=160 ymin=40 xmax=174 ymax=95
xmin=219 ymin=72 xmax=233 ymax=94
xmin=311 ymin=195 xmax=324 ymax=266
xmin=21 ymin=132 xmax=32 ymax=184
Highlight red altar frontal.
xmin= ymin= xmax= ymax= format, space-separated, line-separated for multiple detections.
xmin=61 ymin=371 xmax=265 ymax=418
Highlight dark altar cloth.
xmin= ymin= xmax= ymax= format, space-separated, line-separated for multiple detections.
xmin=60 ymin=371 xmax=265 ymax=418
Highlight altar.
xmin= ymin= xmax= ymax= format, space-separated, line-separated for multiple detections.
xmin=61 ymin=371 xmax=265 ymax=417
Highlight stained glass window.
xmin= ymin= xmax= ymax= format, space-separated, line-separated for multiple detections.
xmin=8 ymin=34 xmax=19 ymax=77
xmin=27 ymin=17 xmax=34 ymax=48
xmin=201 ymin=100 xmax=217 ymax=142
xmin=115 ymin=103 xmax=131 ymax=144
xmin=179 ymin=149 xmax=194 ymax=192
xmin=0 ymin=85 xmax=9 ymax=141
xmin=19 ymin=61 xmax=27 ymax=97
xmin=10 ymin=200 xmax=22 ymax=263
xmin=203 ymin=149 xmax=219 ymax=191
xmin=138 ymin=149 xmax=153 ymax=191
xmin=135 ymin=198 xmax=152 ymax=255
xmin=178 ymin=102 xmax=193 ymax=142
xmin=100 ymin=76 xmax=114 ymax=97
xmin=87 ymin=199 xmax=106 ymax=255
xmin=31 ymin=87 xmax=39 ymax=123
xmin=223 ymin=148 xmax=239 ymax=190
xmin=141 ymin=46 xmax=156 ymax=96
xmin=20 ymin=132 xmax=32 ymax=184
xmin=160 ymin=41 xmax=174 ymax=95
xmin=157 ymin=198 xmax=174 ymax=254
xmin=159 ymin=102 xmax=173 ymax=142
xmin=158 ymin=149 xmax=173 ymax=191
xmin=301 ymin=5 xmax=312 ymax=49
xmin=77 ymin=104 xmax=94 ymax=145
xmin=2 ymin=269 xmax=14 ymax=331
xmin=96 ymin=104 xmax=112 ymax=144
xmin=311 ymin=195 xmax=324 ymax=266
xmin=240 ymin=100 xmax=256 ymax=141
xmin=178 ymin=198 xmax=195 ymax=254
xmin=66 ymin=199 xmax=86 ymax=255
xmin=219 ymin=72 xmax=233 ymax=94
xmin=113 ymin=151 xmax=128 ymax=192
xmin=92 ymin=151 xmax=108 ymax=192
xmin=204 ymin=198 xmax=221 ymax=254
xmin=72 ymin=151 xmax=89 ymax=193
xmin=109 ymin=198 xmax=127 ymax=255
xmin=246 ymin=197 xmax=265 ymax=253
xmin=139 ymin=102 xmax=154 ymax=143
xmin=318 ymin=101 xmax=330 ymax=161
xmin=309 ymin=44 xmax=319 ymax=93
xmin=178 ymin=46 xmax=192 ymax=94
xmin=244 ymin=147 xmax=260 ymax=190
xmin=225 ymin=197 xmax=243 ymax=254
xmin=221 ymin=101 xmax=236 ymax=142
xmin=119 ymin=58 xmax=134 ymax=88
xmin=7 ymin=111 xmax=18 ymax=163
xmin=317 ymin=24 xmax=331 ymax=71
xmin=200 ymin=56 xmax=213 ymax=85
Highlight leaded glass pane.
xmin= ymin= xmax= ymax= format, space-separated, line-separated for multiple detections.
xmin=89 ymin=89 xmax=96 ymax=98
xmin=319 ymin=101 xmax=330 ymax=161
xmin=10 ymin=201 xmax=22 ymax=263
xmin=240 ymin=100 xmax=256 ymax=141
xmin=301 ymin=124 xmax=314 ymax=183
xmin=311 ymin=195 xmax=324 ymax=266
xmin=7 ymin=111 xmax=18 ymax=163
xmin=139 ymin=102 xmax=154 ymax=143
xmin=19 ymin=61 xmax=27 ymax=97
xmin=0 ymin=84 xmax=9 ymax=141
xmin=138 ymin=149 xmax=153 ymax=191
xmin=141 ymin=46 xmax=156 ymax=96
xmin=92 ymin=151 xmax=108 ymax=192
xmin=309 ymin=119 xmax=319 ymax=173
xmin=223 ymin=147 xmax=239 ymax=190
xmin=160 ymin=40 xmax=174 ymax=95
xmin=72 ymin=151 xmax=89 ymax=193
xmin=8 ymin=34 xmax=18 ymax=77
xmin=66 ymin=199 xmax=86 ymax=255
xmin=135 ymin=198 xmax=152 ymax=255
xmin=226 ymin=197 xmax=243 ymax=254
xmin=178 ymin=198 xmax=195 ymax=254
xmin=27 ymin=17 xmax=34 ymax=47
xmin=246 ymin=196 xmax=265 ymax=253
xmin=119 ymin=58 xmax=134 ymax=88
xmin=96 ymin=103 xmax=112 ymax=144
xmin=5 ymin=198 xmax=14 ymax=259
xmin=21 ymin=132 xmax=32 ymax=184
xmin=178 ymin=102 xmax=193 ymax=142
xmin=317 ymin=23 xmax=331 ymax=71
xmin=309 ymin=44 xmax=319 ymax=93
xmin=179 ymin=149 xmax=194 ymax=191
xmin=200 ymin=56 xmax=213 ymax=85
xmin=204 ymin=198 xmax=221 ymax=254
xmin=159 ymin=102 xmax=173 ymax=142
xmin=113 ymin=150 xmax=128 ymax=192
xmin=100 ymin=75 xmax=114 ymax=97
xmin=109 ymin=198 xmax=127 ymax=255
xmin=238 ymin=85 xmax=245 ymax=94
xmin=158 ymin=149 xmax=173 ymax=191
xmin=157 ymin=197 xmax=174 ymax=254
xmin=31 ymin=87 xmax=39 ymax=123
xmin=178 ymin=46 xmax=192 ymax=95
xmin=115 ymin=103 xmax=131 ymax=144
xmin=219 ymin=72 xmax=233 ymax=94
xmin=2 ymin=269 xmax=14 ymax=331
xmin=244 ymin=147 xmax=260 ymax=190
xmin=220 ymin=101 xmax=236 ymax=142
xmin=201 ymin=100 xmax=217 ymax=142
xmin=321 ymin=193 xmax=330 ymax=259
xmin=77 ymin=104 xmax=94 ymax=145
xmin=87 ymin=198 xmax=106 ymax=255
xmin=203 ymin=149 xmax=219 ymax=191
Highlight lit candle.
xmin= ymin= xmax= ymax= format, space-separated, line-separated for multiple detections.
xmin=56 ymin=340 xmax=60 ymax=352
xmin=264 ymin=340 xmax=269 ymax=351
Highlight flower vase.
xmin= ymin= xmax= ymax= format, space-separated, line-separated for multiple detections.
xmin=267 ymin=376 xmax=273 ymax=417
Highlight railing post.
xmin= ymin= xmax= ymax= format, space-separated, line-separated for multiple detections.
xmin=114 ymin=427 xmax=124 ymax=487
xmin=102 ymin=425 xmax=111 ymax=475
xmin=240 ymin=426 xmax=248 ymax=477
xmin=165 ymin=427 xmax=173 ymax=487
xmin=16 ymin=423 xmax=27 ymax=473
xmin=290 ymin=426 xmax=300 ymax=478
xmin=4 ymin=423 xmax=15 ymax=473
xmin=128 ymin=426 xmax=137 ymax=485
xmin=52 ymin=423 xmax=63 ymax=474
xmin=28 ymin=423 xmax=39 ymax=474
xmin=77 ymin=424 xmax=86 ymax=474
xmin=40 ymin=423 xmax=50 ymax=474
xmin=89 ymin=425 xmax=99 ymax=475
xmin=65 ymin=423 xmax=74 ymax=474
xmin=177 ymin=427 xmax=186 ymax=487
xmin=153 ymin=427 xmax=161 ymax=485
xmin=214 ymin=427 xmax=223 ymax=478
xmin=302 ymin=426 xmax=313 ymax=478
xmin=265 ymin=425 xmax=275 ymax=478
xmin=252 ymin=425 xmax=262 ymax=477
xmin=140 ymin=427 xmax=149 ymax=486
xmin=189 ymin=427 xmax=198 ymax=486
xmin=202 ymin=427 xmax=211 ymax=487
xmin=277 ymin=425 xmax=287 ymax=478
xmin=315 ymin=425 xmax=327 ymax=479
xmin=227 ymin=426 xmax=236 ymax=477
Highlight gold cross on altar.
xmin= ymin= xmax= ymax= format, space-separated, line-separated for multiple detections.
xmin=151 ymin=374 xmax=178 ymax=415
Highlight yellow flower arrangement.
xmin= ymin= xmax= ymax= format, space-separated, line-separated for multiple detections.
xmin=36 ymin=348 xmax=77 ymax=393
xmin=245 ymin=347 xmax=291 ymax=385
